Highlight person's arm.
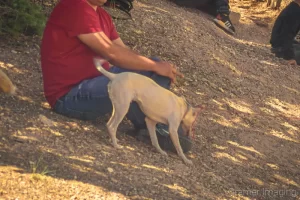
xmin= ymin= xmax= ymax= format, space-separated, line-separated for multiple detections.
xmin=78 ymin=31 xmax=158 ymax=70
xmin=112 ymin=38 xmax=128 ymax=48
xmin=78 ymin=31 xmax=183 ymax=82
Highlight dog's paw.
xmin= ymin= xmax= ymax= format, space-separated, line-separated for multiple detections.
xmin=160 ymin=151 xmax=168 ymax=157
xmin=114 ymin=144 xmax=123 ymax=149
xmin=184 ymin=159 xmax=193 ymax=166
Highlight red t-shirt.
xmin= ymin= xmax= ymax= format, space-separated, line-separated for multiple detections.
xmin=40 ymin=0 xmax=119 ymax=108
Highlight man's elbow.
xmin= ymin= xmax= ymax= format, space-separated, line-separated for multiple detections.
xmin=78 ymin=32 xmax=118 ymax=60
xmin=97 ymin=44 xmax=119 ymax=62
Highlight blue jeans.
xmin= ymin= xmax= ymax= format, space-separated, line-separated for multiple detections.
xmin=53 ymin=60 xmax=170 ymax=129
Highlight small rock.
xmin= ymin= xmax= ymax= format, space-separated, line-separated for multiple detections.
xmin=39 ymin=115 xmax=54 ymax=127
xmin=66 ymin=142 xmax=74 ymax=153
xmin=194 ymin=183 xmax=202 ymax=190
xmin=107 ymin=167 xmax=114 ymax=173
xmin=11 ymin=50 xmax=18 ymax=54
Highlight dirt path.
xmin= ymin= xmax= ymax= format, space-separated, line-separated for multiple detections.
xmin=1 ymin=0 xmax=300 ymax=199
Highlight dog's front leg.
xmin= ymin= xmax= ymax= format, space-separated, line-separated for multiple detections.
xmin=145 ymin=117 xmax=168 ymax=156
xmin=169 ymin=125 xmax=193 ymax=165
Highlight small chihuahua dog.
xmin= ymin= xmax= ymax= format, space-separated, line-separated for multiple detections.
xmin=94 ymin=58 xmax=201 ymax=165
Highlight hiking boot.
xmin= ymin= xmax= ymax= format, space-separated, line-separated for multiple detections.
xmin=134 ymin=123 xmax=193 ymax=153
xmin=213 ymin=13 xmax=236 ymax=35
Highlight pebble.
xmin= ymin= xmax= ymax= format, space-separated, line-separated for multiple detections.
xmin=107 ymin=167 xmax=114 ymax=173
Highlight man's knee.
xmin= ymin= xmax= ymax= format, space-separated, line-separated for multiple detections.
xmin=147 ymin=56 xmax=171 ymax=89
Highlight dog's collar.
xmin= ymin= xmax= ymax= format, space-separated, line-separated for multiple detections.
xmin=182 ymin=100 xmax=195 ymax=139
xmin=182 ymin=100 xmax=199 ymax=140
xmin=182 ymin=100 xmax=192 ymax=120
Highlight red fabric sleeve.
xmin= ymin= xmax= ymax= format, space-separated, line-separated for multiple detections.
xmin=97 ymin=7 xmax=119 ymax=41
xmin=109 ymin=21 xmax=119 ymax=41
xmin=66 ymin=1 xmax=102 ymax=37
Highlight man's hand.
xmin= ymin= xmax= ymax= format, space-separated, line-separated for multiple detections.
xmin=287 ymin=59 xmax=297 ymax=65
xmin=154 ymin=62 xmax=184 ymax=83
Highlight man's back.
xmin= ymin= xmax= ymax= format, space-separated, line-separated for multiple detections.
xmin=40 ymin=0 xmax=119 ymax=108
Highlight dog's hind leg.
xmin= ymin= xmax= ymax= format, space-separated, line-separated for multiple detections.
xmin=145 ymin=117 xmax=168 ymax=156
xmin=106 ymin=85 xmax=119 ymax=148
xmin=107 ymin=99 xmax=131 ymax=149
xmin=106 ymin=103 xmax=119 ymax=146
xmin=106 ymin=103 xmax=116 ymax=128
xmin=106 ymin=82 xmax=115 ymax=128
xmin=169 ymin=122 xmax=193 ymax=165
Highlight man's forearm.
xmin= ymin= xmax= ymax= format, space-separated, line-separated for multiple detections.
xmin=78 ymin=32 xmax=159 ymax=72
xmin=102 ymin=44 xmax=159 ymax=72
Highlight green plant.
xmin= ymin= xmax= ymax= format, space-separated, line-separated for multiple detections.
xmin=0 ymin=0 xmax=47 ymax=37
xmin=29 ymin=155 xmax=54 ymax=181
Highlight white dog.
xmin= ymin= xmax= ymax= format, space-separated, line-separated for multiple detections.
xmin=94 ymin=58 xmax=201 ymax=165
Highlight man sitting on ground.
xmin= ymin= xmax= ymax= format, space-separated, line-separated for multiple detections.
xmin=40 ymin=0 xmax=193 ymax=152
xmin=270 ymin=0 xmax=300 ymax=65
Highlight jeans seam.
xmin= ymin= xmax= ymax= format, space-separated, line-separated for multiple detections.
xmin=64 ymin=95 xmax=109 ymax=101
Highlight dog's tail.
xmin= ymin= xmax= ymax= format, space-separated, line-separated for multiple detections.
xmin=93 ymin=58 xmax=116 ymax=80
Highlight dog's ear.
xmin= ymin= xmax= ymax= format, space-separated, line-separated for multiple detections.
xmin=194 ymin=105 xmax=204 ymax=113
xmin=181 ymin=96 xmax=186 ymax=102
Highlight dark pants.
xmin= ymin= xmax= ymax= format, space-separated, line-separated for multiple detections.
xmin=272 ymin=44 xmax=300 ymax=65
xmin=170 ymin=0 xmax=230 ymax=15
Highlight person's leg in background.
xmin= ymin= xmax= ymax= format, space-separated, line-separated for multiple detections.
xmin=53 ymin=57 xmax=193 ymax=153
xmin=213 ymin=0 xmax=236 ymax=34
xmin=169 ymin=0 xmax=210 ymax=8
xmin=169 ymin=0 xmax=236 ymax=35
